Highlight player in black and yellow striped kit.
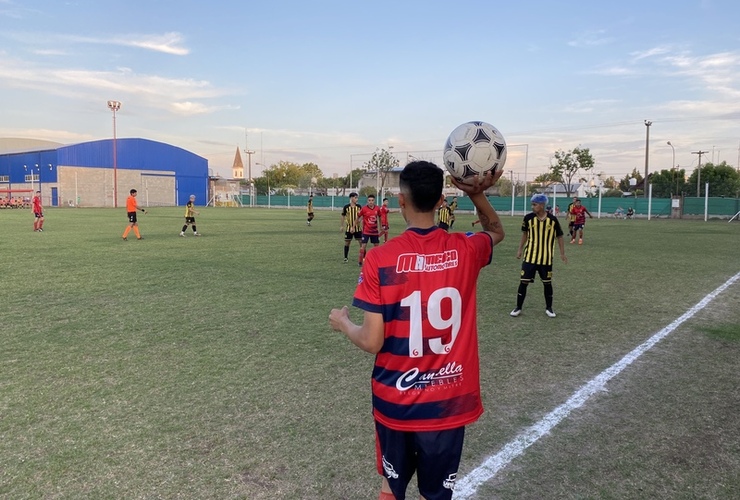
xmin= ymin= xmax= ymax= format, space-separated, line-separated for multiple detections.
xmin=180 ymin=195 xmax=201 ymax=236
xmin=341 ymin=192 xmax=361 ymax=262
xmin=511 ymin=194 xmax=567 ymax=318
xmin=437 ymin=198 xmax=452 ymax=231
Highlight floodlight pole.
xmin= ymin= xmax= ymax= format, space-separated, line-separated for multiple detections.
xmin=643 ymin=120 xmax=652 ymax=198
xmin=667 ymin=141 xmax=676 ymax=194
xmin=691 ymin=150 xmax=708 ymax=197
xmin=107 ymin=100 xmax=122 ymax=208
xmin=244 ymin=148 xmax=255 ymax=207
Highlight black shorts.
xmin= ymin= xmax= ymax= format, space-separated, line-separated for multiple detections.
xmin=375 ymin=420 xmax=464 ymax=500
xmin=520 ymin=261 xmax=553 ymax=283
xmin=34 ymin=211 xmax=44 ymax=218
xmin=185 ymin=217 xmax=195 ymax=224
xmin=127 ymin=212 xmax=137 ymax=223
xmin=572 ymin=223 xmax=584 ymax=231
xmin=344 ymin=231 xmax=361 ymax=241
xmin=362 ymin=234 xmax=380 ymax=244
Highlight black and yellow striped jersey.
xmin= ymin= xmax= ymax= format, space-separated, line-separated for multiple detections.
xmin=438 ymin=206 xmax=452 ymax=226
xmin=184 ymin=201 xmax=196 ymax=217
xmin=307 ymin=199 xmax=313 ymax=213
xmin=449 ymin=200 xmax=458 ymax=213
xmin=521 ymin=212 xmax=564 ymax=265
xmin=342 ymin=203 xmax=361 ymax=231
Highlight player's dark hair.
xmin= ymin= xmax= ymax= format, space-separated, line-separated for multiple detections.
xmin=382 ymin=198 xmax=388 ymax=202
xmin=399 ymin=161 xmax=443 ymax=213
xmin=130 ymin=189 xmax=137 ymax=194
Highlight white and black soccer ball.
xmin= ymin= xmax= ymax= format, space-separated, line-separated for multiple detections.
xmin=443 ymin=121 xmax=507 ymax=184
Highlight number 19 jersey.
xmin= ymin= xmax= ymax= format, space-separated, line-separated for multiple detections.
xmin=352 ymin=226 xmax=493 ymax=432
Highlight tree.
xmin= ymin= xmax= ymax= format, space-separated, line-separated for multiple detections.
xmin=645 ymin=169 xmax=689 ymax=198
xmin=548 ymin=147 xmax=595 ymax=196
xmin=533 ymin=172 xmax=560 ymax=184
xmin=363 ymin=148 xmax=399 ymax=199
xmin=254 ymin=161 xmax=326 ymax=195
xmin=686 ymin=161 xmax=740 ymax=197
xmin=602 ymin=176 xmax=619 ymax=190
xmin=619 ymin=168 xmax=644 ymax=192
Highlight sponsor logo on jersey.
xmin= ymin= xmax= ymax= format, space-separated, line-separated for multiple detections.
xmin=395 ymin=250 xmax=459 ymax=273
xmin=395 ymin=362 xmax=464 ymax=391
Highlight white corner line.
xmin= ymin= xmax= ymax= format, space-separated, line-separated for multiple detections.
xmin=455 ymin=271 xmax=740 ymax=499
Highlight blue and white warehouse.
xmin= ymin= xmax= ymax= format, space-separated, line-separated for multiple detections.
xmin=0 ymin=138 xmax=208 ymax=207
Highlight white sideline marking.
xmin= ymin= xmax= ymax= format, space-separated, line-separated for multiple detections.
xmin=455 ymin=271 xmax=740 ymax=499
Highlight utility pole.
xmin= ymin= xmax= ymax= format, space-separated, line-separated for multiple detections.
xmin=244 ymin=129 xmax=255 ymax=206
xmin=692 ymin=150 xmax=708 ymax=197
xmin=643 ymin=120 xmax=652 ymax=198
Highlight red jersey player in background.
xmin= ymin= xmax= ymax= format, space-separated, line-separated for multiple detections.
xmin=330 ymin=161 xmax=505 ymax=500
xmin=569 ymin=198 xmax=592 ymax=245
xmin=357 ymin=194 xmax=382 ymax=266
xmin=32 ymin=190 xmax=44 ymax=232
xmin=379 ymin=197 xmax=394 ymax=243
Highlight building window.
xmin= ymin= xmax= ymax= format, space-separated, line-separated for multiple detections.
xmin=25 ymin=174 xmax=39 ymax=182
xmin=0 ymin=175 xmax=9 ymax=182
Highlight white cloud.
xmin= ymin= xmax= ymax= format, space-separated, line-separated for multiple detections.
xmin=64 ymin=32 xmax=189 ymax=55
xmin=0 ymin=54 xmax=233 ymax=115
xmin=630 ymin=46 xmax=671 ymax=62
xmin=567 ymin=30 xmax=615 ymax=48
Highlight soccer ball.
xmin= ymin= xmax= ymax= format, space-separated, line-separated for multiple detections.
xmin=443 ymin=121 xmax=507 ymax=184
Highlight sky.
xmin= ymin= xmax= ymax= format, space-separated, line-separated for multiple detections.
xmin=1 ymin=0 xmax=740 ymax=183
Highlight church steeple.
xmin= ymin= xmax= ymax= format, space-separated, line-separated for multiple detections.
xmin=232 ymin=147 xmax=244 ymax=179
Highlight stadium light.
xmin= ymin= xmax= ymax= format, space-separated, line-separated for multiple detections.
xmin=107 ymin=100 xmax=122 ymax=208
xmin=644 ymin=120 xmax=652 ymax=198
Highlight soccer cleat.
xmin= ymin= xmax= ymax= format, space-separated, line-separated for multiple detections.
xmin=510 ymin=308 xmax=522 ymax=317
xmin=122 ymin=237 xmax=127 ymax=241
xmin=578 ymin=239 xmax=583 ymax=245
xmin=180 ymin=232 xmax=185 ymax=237
xmin=343 ymin=258 xmax=348 ymax=263
xmin=137 ymin=237 xmax=143 ymax=240
xmin=570 ymin=239 xmax=575 ymax=244
xmin=545 ymin=309 xmax=557 ymax=318
xmin=193 ymin=232 xmax=201 ymax=236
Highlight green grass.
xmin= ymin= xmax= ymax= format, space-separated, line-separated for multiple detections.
xmin=0 ymin=206 xmax=738 ymax=499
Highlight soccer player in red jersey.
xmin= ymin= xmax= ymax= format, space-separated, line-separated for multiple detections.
xmin=379 ymin=197 xmax=393 ymax=243
xmin=32 ymin=190 xmax=44 ymax=232
xmin=330 ymin=161 xmax=505 ymax=500
xmin=357 ymin=194 xmax=382 ymax=266
xmin=569 ymin=198 xmax=593 ymax=245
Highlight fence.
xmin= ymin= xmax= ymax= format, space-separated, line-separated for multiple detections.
xmin=236 ymin=194 xmax=740 ymax=219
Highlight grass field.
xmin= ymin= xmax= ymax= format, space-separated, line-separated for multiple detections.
xmin=1 ymin=206 xmax=738 ymax=499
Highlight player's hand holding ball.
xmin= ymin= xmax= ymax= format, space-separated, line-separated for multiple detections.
xmin=451 ymin=169 xmax=504 ymax=195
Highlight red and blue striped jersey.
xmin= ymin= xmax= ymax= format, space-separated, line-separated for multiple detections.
xmin=352 ymin=226 xmax=493 ymax=431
